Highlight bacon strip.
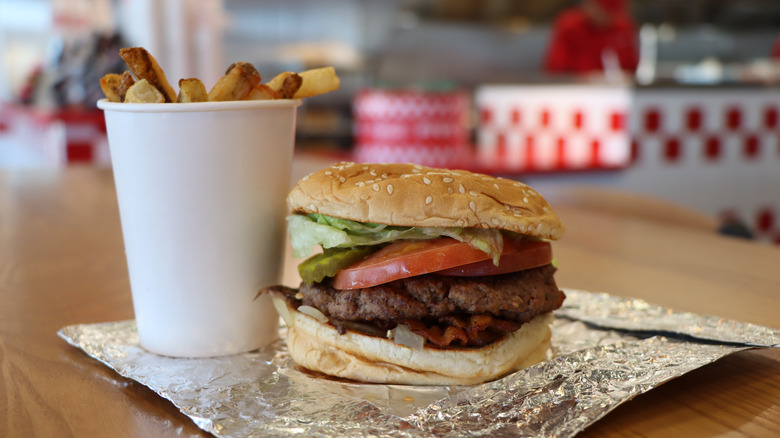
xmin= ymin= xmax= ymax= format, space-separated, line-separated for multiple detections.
xmin=405 ymin=314 xmax=523 ymax=348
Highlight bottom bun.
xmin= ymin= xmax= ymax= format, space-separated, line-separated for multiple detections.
xmin=272 ymin=296 xmax=553 ymax=385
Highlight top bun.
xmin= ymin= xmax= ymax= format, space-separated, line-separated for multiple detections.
xmin=288 ymin=162 xmax=564 ymax=240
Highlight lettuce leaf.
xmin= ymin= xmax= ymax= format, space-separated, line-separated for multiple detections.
xmin=287 ymin=213 xmax=504 ymax=264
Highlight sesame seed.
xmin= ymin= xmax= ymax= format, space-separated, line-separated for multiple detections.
xmin=356 ymin=181 xmax=365 ymax=187
xmin=491 ymin=218 xmax=500 ymax=225
xmin=423 ymin=177 xmax=431 ymax=185
xmin=443 ymin=177 xmax=453 ymax=183
xmin=537 ymin=223 xmax=543 ymax=232
xmin=302 ymin=175 xmax=310 ymax=181
xmin=387 ymin=185 xmax=393 ymax=195
xmin=469 ymin=191 xmax=478 ymax=197
xmin=373 ymin=184 xmax=380 ymax=191
xmin=469 ymin=201 xmax=476 ymax=212
xmin=425 ymin=196 xmax=433 ymax=205
xmin=339 ymin=177 xmax=346 ymax=183
xmin=447 ymin=187 xmax=453 ymax=194
xmin=381 ymin=173 xmax=387 ymax=179
xmin=459 ymin=184 xmax=465 ymax=194
xmin=325 ymin=171 xmax=332 ymax=175
xmin=369 ymin=170 xmax=377 ymax=176
xmin=493 ymin=183 xmax=499 ymax=190
xmin=523 ymin=197 xmax=529 ymax=203
xmin=543 ymin=206 xmax=550 ymax=213
xmin=362 ymin=166 xmax=369 ymax=170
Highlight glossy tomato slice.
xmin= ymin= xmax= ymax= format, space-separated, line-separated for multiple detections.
xmin=332 ymin=237 xmax=490 ymax=290
xmin=436 ymin=239 xmax=552 ymax=276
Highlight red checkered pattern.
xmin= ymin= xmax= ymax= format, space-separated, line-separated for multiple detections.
xmin=353 ymin=89 xmax=471 ymax=168
xmin=631 ymin=90 xmax=780 ymax=164
xmin=475 ymin=85 xmax=633 ymax=172
xmin=630 ymin=89 xmax=780 ymax=244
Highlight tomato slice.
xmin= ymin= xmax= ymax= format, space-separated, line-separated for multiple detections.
xmin=436 ymin=240 xmax=552 ymax=276
xmin=332 ymin=238 xmax=490 ymax=290
xmin=331 ymin=237 xmax=554 ymax=290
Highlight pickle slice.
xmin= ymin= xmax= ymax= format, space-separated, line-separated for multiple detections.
xmin=298 ymin=246 xmax=378 ymax=285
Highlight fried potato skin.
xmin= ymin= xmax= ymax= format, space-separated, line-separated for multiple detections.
xmin=99 ymin=74 xmax=122 ymax=102
xmin=177 ymin=78 xmax=208 ymax=103
xmin=207 ymin=62 xmax=262 ymax=101
xmin=119 ymin=47 xmax=177 ymax=102
xmin=124 ymin=79 xmax=165 ymax=103
xmin=247 ymin=84 xmax=282 ymax=100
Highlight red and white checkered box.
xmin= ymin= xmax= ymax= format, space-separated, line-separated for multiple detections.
xmin=475 ymin=85 xmax=633 ymax=172
xmin=353 ymin=89 xmax=471 ymax=168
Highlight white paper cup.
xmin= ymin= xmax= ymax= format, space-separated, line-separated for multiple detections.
xmin=98 ymin=98 xmax=301 ymax=357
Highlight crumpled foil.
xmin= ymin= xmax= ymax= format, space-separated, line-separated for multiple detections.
xmin=58 ymin=289 xmax=780 ymax=437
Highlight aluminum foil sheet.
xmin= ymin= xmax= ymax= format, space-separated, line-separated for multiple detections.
xmin=58 ymin=289 xmax=780 ymax=437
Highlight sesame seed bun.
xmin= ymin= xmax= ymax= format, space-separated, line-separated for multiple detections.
xmin=287 ymin=162 xmax=564 ymax=239
xmin=273 ymin=296 xmax=553 ymax=385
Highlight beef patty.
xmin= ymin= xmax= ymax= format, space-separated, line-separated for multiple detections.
xmin=267 ymin=264 xmax=565 ymax=348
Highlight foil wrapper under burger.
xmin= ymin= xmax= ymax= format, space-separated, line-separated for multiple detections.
xmin=58 ymin=289 xmax=780 ymax=437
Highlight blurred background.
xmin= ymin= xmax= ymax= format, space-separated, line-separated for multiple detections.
xmin=1 ymin=0 xmax=779 ymax=242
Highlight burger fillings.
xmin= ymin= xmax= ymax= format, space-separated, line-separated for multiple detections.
xmin=261 ymin=162 xmax=566 ymax=385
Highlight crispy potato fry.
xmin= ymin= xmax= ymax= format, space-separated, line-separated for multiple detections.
xmin=207 ymin=62 xmax=261 ymax=101
xmin=108 ymin=47 xmax=338 ymax=104
xmin=294 ymin=66 xmax=340 ymax=98
xmin=177 ymin=78 xmax=208 ymax=103
xmin=124 ymin=79 xmax=165 ymax=103
xmin=265 ymin=72 xmax=303 ymax=98
xmin=246 ymin=83 xmax=282 ymax=100
xmin=119 ymin=47 xmax=177 ymax=102
xmin=99 ymin=73 xmax=122 ymax=102
xmin=117 ymin=71 xmax=135 ymax=102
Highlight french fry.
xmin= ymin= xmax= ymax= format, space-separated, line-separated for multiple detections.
xmin=106 ymin=47 xmax=338 ymax=104
xmin=124 ymin=79 xmax=165 ymax=103
xmin=294 ymin=66 xmax=340 ymax=98
xmin=177 ymin=78 xmax=208 ymax=103
xmin=99 ymin=73 xmax=122 ymax=102
xmin=119 ymin=47 xmax=177 ymax=102
xmin=117 ymin=71 xmax=135 ymax=102
xmin=207 ymin=62 xmax=261 ymax=101
xmin=246 ymin=84 xmax=282 ymax=100
xmin=265 ymin=72 xmax=303 ymax=98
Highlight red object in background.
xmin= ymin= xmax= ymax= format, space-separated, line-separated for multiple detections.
xmin=744 ymin=135 xmax=760 ymax=159
xmin=544 ymin=2 xmax=638 ymax=74
xmin=645 ymin=109 xmax=661 ymax=132
xmin=686 ymin=108 xmax=702 ymax=131
xmin=704 ymin=137 xmax=721 ymax=161
xmin=764 ymin=106 xmax=778 ymax=129
xmin=664 ymin=138 xmax=681 ymax=162
xmin=0 ymin=103 xmax=107 ymax=164
xmin=610 ymin=111 xmax=624 ymax=131
xmin=726 ymin=107 xmax=742 ymax=131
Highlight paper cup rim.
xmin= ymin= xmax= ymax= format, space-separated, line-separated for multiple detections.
xmin=97 ymin=98 xmax=302 ymax=113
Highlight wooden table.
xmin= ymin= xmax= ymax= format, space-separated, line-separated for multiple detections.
xmin=2 ymin=165 xmax=779 ymax=437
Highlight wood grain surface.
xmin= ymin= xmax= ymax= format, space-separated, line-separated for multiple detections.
xmin=1 ymin=164 xmax=778 ymax=438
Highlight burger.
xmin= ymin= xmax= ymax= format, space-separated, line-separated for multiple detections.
xmin=262 ymin=162 xmax=565 ymax=385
